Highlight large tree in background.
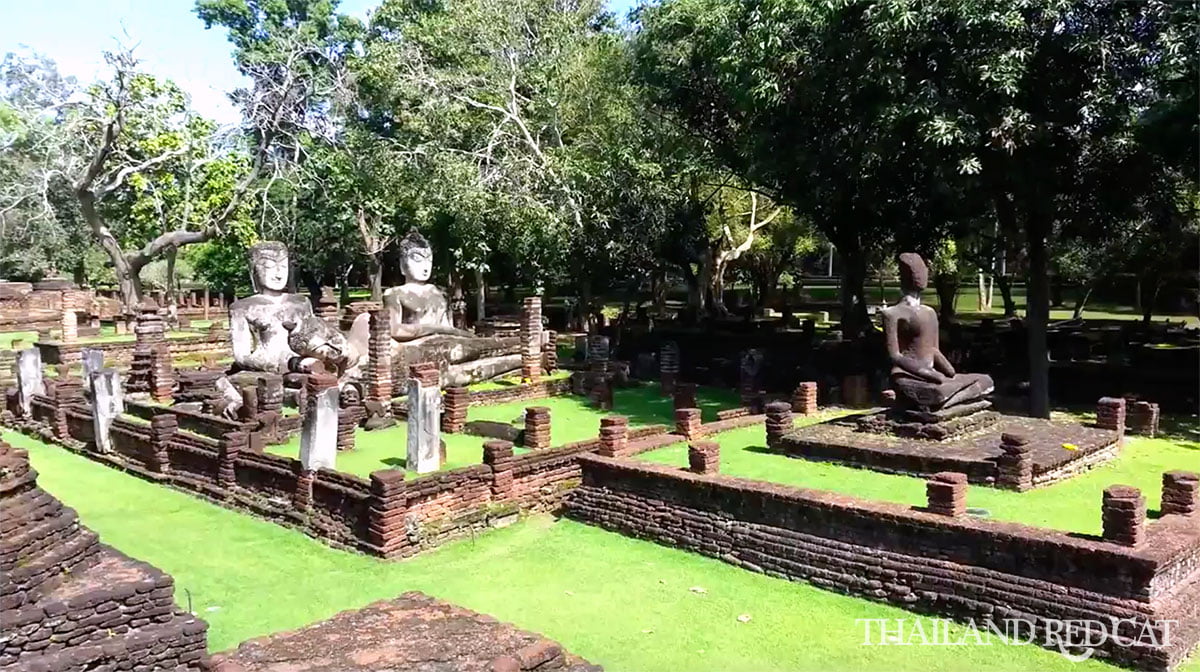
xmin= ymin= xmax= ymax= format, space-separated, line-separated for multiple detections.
xmin=631 ymin=0 xmax=974 ymax=336
xmin=633 ymin=0 xmax=1195 ymax=416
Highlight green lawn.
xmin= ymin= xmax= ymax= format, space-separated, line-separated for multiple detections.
xmin=10 ymin=429 xmax=1189 ymax=672
xmin=638 ymin=413 xmax=1200 ymax=536
xmin=266 ymin=382 xmax=740 ymax=478
xmin=1 ymin=330 xmax=37 ymax=350
xmin=268 ymin=421 xmax=524 ymax=478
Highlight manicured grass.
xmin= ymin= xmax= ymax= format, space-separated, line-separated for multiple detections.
xmin=268 ymin=423 xmax=507 ymax=478
xmin=266 ymin=382 xmax=740 ymax=477
xmin=464 ymin=383 xmax=741 ymax=445
xmin=10 ymin=429 xmax=1182 ymax=672
xmin=637 ymin=414 xmax=1200 ymax=536
xmin=1 ymin=330 xmax=38 ymax=350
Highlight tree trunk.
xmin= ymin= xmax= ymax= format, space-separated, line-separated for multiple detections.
xmin=1026 ymin=216 xmax=1051 ymax=419
xmin=474 ymin=267 xmax=487 ymax=322
xmin=995 ymin=274 xmax=1017 ymax=317
xmin=579 ymin=277 xmax=593 ymax=333
xmin=933 ymin=272 xmax=959 ymax=320
xmin=1141 ymin=276 xmax=1161 ymax=326
xmin=165 ymin=247 xmax=178 ymax=327
xmin=1072 ymin=285 xmax=1093 ymax=320
xmin=367 ymin=254 xmax=383 ymax=302
xmin=839 ymin=246 xmax=871 ymax=337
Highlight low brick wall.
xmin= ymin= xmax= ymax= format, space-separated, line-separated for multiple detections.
xmin=35 ymin=334 xmax=227 ymax=367
xmin=3 ymin=387 xmax=629 ymax=560
xmin=466 ymin=377 xmax=573 ymax=406
xmin=565 ymin=456 xmax=1200 ymax=671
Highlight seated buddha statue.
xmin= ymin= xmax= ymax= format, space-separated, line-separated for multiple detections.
xmin=882 ymin=253 xmax=993 ymax=410
xmin=383 ymin=229 xmax=521 ymax=387
xmin=229 ymin=242 xmax=365 ymax=379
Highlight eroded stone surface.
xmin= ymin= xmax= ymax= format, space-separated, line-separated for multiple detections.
xmin=209 ymin=592 xmax=601 ymax=672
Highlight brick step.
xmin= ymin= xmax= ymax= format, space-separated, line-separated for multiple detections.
xmin=0 ymin=458 xmax=37 ymax=498
xmin=0 ymin=485 xmax=65 ymax=535
xmin=0 ymin=505 xmax=85 ymax=575
xmin=0 ymin=526 xmax=100 ymax=610
xmin=1 ymin=545 xmax=186 ymax=665
xmin=0 ymin=612 xmax=209 ymax=672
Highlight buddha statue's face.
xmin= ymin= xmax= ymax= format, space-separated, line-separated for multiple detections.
xmin=402 ymin=246 xmax=433 ymax=283
xmin=252 ymin=251 xmax=289 ymax=293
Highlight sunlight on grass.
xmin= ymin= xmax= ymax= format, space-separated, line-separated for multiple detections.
xmin=8 ymin=429 xmax=1172 ymax=672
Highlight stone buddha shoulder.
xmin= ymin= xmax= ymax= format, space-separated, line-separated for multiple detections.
xmin=229 ymin=241 xmax=366 ymax=379
xmin=882 ymin=252 xmax=993 ymax=411
xmin=383 ymin=229 xmax=521 ymax=387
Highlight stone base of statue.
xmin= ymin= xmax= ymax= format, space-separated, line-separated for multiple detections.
xmin=392 ymin=335 xmax=522 ymax=387
xmin=856 ymin=400 xmax=1000 ymax=441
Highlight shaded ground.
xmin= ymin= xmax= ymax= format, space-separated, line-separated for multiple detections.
xmin=10 ymin=429 xmax=1178 ymax=672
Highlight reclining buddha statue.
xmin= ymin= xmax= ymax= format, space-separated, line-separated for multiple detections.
xmin=383 ymin=229 xmax=522 ymax=387
xmin=882 ymin=252 xmax=994 ymax=411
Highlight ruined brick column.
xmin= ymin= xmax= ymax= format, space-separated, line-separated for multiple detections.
xmin=59 ymin=289 xmax=79 ymax=344
xmin=520 ymin=297 xmax=543 ymax=382
xmin=688 ymin=441 xmax=720 ymax=475
xmin=483 ymin=440 xmax=515 ymax=499
xmin=659 ymin=341 xmax=680 ymax=395
xmin=128 ymin=303 xmax=165 ymax=395
xmin=255 ymin=374 xmax=283 ymax=443
xmin=996 ymin=432 xmax=1033 ymax=491
xmin=441 ymin=387 xmax=469 ymax=433
xmin=675 ymin=408 xmax=701 ymax=440
xmin=368 ymin=469 xmax=409 ymax=558
xmin=739 ymin=349 xmax=764 ymax=409
xmin=588 ymin=335 xmax=611 ymax=374
xmin=792 ymin=381 xmax=818 ymax=415
xmin=541 ymin=330 xmax=558 ymax=372
xmin=1161 ymin=471 xmax=1198 ymax=516
xmin=1102 ymin=485 xmax=1146 ymax=546
xmin=366 ymin=310 xmax=393 ymax=404
xmin=523 ymin=406 xmax=551 ymax=450
xmin=926 ymin=472 xmax=968 ymax=517
xmin=149 ymin=414 xmax=177 ymax=474
xmin=316 ymin=286 xmax=339 ymax=328
xmin=50 ymin=366 xmax=84 ymax=440
xmin=673 ymin=383 xmax=697 ymax=412
xmin=597 ymin=416 xmax=628 ymax=457
xmin=293 ymin=469 xmax=314 ymax=511
xmin=149 ymin=342 xmax=175 ymax=404
xmin=1127 ymin=400 xmax=1160 ymax=437
xmin=1096 ymin=397 xmax=1126 ymax=433
xmin=590 ymin=376 xmax=613 ymax=411
xmin=764 ymin=401 xmax=793 ymax=449
xmin=337 ymin=402 xmax=360 ymax=452
xmin=218 ymin=431 xmax=247 ymax=490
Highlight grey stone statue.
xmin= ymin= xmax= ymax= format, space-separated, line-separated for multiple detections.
xmin=383 ymin=229 xmax=521 ymax=386
xmin=229 ymin=241 xmax=366 ymax=380
xmin=882 ymin=253 xmax=993 ymax=410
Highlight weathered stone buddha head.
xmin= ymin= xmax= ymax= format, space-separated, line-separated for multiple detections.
xmin=249 ymin=241 xmax=290 ymax=294
xmin=898 ymin=253 xmax=929 ymax=294
xmin=399 ymin=229 xmax=433 ymax=283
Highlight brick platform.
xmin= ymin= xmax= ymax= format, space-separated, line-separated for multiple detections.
xmin=0 ymin=439 xmax=209 ymax=670
xmin=777 ymin=413 xmax=1122 ymax=487
xmin=208 ymin=592 xmax=601 ymax=672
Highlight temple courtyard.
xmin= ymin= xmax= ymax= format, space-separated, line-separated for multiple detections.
xmin=6 ymin=426 xmax=1196 ymax=672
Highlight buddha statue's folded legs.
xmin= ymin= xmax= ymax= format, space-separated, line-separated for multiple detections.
xmin=892 ymin=372 xmax=994 ymax=411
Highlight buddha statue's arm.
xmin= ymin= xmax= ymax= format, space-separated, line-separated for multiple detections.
xmin=882 ymin=311 xmax=946 ymax=383
xmin=230 ymin=307 xmax=283 ymax=372
xmin=933 ymin=350 xmax=957 ymax=377
xmin=384 ymin=292 xmax=473 ymax=341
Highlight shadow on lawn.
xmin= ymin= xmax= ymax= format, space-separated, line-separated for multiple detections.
xmin=612 ymin=383 xmax=741 ymax=427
